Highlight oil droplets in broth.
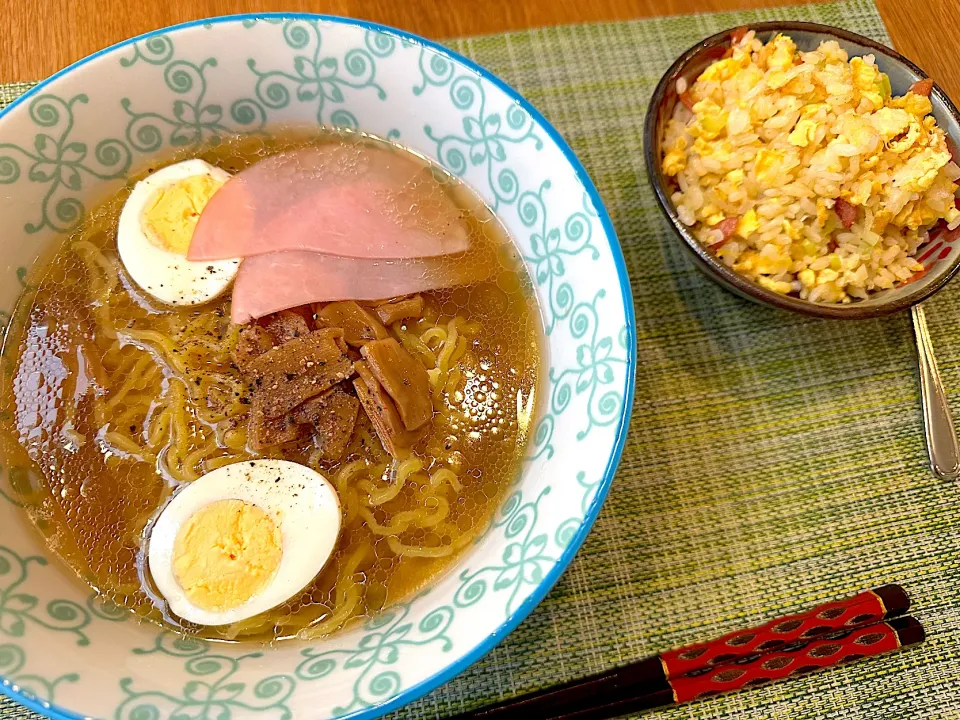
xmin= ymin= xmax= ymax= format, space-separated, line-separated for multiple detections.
xmin=0 ymin=128 xmax=542 ymax=642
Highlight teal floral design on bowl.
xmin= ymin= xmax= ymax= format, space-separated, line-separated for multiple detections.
xmin=296 ymin=599 xmax=453 ymax=715
xmin=0 ymin=644 xmax=77 ymax=705
xmin=0 ymin=544 xmax=128 ymax=707
xmin=0 ymin=94 xmax=130 ymax=234
xmin=246 ymin=19 xmax=389 ymax=129
xmin=424 ymin=74 xmax=542 ymax=209
xmin=413 ymin=48 xmax=456 ymax=96
xmin=453 ymin=488 xmax=557 ymax=617
xmin=0 ymin=547 xmax=94 ymax=646
xmin=0 ymin=13 xmax=634 ymax=720
xmin=550 ymin=290 xmax=631 ymax=440
xmin=121 ymin=35 xmax=266 ymax=150
xmin=116 ymin=633 xmax=296 ymax=720
xmin=519 ymin=182 xmax=599 ymax=335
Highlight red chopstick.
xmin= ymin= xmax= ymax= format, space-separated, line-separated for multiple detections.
xmin=662 ymin=582 xmax=908 ymax=675
xmin=447 ymin=585 xmax=917 ymax=720
xmin=555 ymin=617 xmax=923 ymax=720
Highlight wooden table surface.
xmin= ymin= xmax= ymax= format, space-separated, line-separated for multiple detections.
xmin=1 ymin=0 xmax=959 ymax=100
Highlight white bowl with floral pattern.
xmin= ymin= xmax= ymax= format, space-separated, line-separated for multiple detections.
xmin=0 ymin=14 xmax=635 ymax=720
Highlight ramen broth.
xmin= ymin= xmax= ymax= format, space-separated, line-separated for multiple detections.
xmin=0 ymin=130 xmax=541 ymax=642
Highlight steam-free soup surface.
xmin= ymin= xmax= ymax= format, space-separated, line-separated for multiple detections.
xmin=0 ymin=130 xmax=541 ymax=642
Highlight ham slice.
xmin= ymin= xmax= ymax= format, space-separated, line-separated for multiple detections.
xmin=189 ymin=143 xmax=470 ymax=262
xmin=231 ymin=251 xmax=491 ymax=324
xmin=834 ymin=198 xmax=857 ymax=229
xmin=716 ymin=217 xmax=738 ymax=241
xmin=909 ymin=78 xmax=934 ymax=96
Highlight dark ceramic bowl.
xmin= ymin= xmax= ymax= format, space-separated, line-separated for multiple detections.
xmin=644 ymin=21 xmax=960 ymax=319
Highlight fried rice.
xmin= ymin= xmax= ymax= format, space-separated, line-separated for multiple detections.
xmin=662 ymin=31 xmax=960 ymax=303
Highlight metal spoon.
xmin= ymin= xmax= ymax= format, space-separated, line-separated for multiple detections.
xmin=912 ymin=303 xmax=960 ymax=480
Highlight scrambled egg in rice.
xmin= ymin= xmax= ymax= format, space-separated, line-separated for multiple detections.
xmin=662 ymin=32 xmax=960 ymax=303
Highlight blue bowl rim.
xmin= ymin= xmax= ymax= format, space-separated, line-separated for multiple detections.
xmin=643 ymin=19 xmax=960 ymax=319
xmin=0 ymin=12 xmax=637 ymax=720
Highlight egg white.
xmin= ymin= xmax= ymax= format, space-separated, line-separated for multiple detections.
xmin=118 ymin=159 xmax=240 ymax=306
xmin=147 ymin=459 xmax=342 ymax=626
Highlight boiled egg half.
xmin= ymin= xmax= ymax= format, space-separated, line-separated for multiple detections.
xmin=147 ymin=459 xmax=341 ymax=626
xmin=119 ymin=159 xmax=240 ymax=305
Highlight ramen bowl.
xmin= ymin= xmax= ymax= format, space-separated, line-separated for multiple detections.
xmin=0 ymin=14 xmax=634 ymax=720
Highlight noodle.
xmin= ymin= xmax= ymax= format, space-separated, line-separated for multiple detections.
xmin=73 ymin=240 xmax=121 ymax=340
xmin=392 ymin=324 xmax=437 ymax=366
xmin=105 ymin=355 xmax=158 ymax=411
xmin=118 ymin=329 xmax=188 ymax=375
xmin=357 ymin=496 xmax=450 ymax=536
xmin=204 ymin=453 xmax=249 ymax=471
xmin=361 ymin=457 xmax=422 ymax=506
xmin=386 ymin=537 xmax=454 ymax=558
xmin=298 ymin=545 xmax=370 ymax=639
xmin=331 ymin=460 xmax=372 ymax=526
xmin=145 ymin=406 xmax=172 ymax=449
xmin=436 ymin=320 xmax=460 ymax=374
xmin=430 ymin=468 xmax=462 ymax=492
xmin=73 ymin=239 xmax=119 ymax=292
xmin=101 ymin=430 xmax=153 ymax=459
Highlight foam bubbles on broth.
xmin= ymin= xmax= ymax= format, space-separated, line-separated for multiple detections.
xmin=0 ymin=129 xmax=542 ymax=642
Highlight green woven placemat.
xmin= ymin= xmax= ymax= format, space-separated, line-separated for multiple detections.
xmin=5 ymin=1 xmax=960 ymax=718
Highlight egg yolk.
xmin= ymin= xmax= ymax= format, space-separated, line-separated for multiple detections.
xmin=142 ymin=174 xmax=225 ymax=255
xmin=172 ymin=499 xmax=282 ymax=612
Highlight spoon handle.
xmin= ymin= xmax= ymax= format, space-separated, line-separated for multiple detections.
xmin=911 ymin=304 xmax=960 ymax=481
